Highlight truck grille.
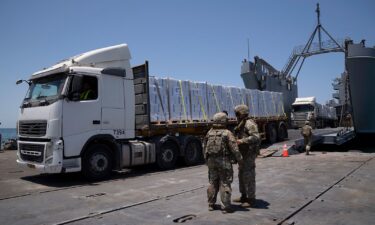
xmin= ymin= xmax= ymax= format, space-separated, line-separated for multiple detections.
xmin=19 ymin=120 xmax=47 ymax=137
xmin=19 ymin=143 xmax=45 ymax=163
xmin=294 ymin=112 xmax=308 ymax=121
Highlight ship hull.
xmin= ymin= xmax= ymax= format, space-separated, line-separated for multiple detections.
xmin=346 ymin=43 xmax=375 ymax=134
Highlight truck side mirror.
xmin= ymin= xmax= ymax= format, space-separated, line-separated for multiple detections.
xmin=16 ymin=80 xmax=31 ymax=86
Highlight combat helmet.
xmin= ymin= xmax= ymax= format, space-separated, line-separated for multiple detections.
xmin=305 ymin=120 xmax=310 ymax=125
xmin=213 ymin=112 xmax=228 ymax=124
xmin=234 ymin=104 xmax=249 ymax=116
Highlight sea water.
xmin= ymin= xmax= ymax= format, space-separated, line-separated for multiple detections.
xmin=0 ymin=128 xmax=17 ymax=147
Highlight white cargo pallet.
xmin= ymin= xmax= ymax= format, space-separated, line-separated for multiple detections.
xmin=149 ymin=77 xmax=285 ymax=122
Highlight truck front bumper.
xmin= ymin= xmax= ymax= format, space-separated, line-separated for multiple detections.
xmin=17 ymin=139 xmax=63 ymax=174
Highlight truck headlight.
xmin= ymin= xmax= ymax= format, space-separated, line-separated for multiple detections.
xmin=306 ymin=112 xmax=310 ymax=120
xmin=45 ymin=142 xmax=53 ymax=159
xmin=45 ymin=140 xmax=63 ymax=161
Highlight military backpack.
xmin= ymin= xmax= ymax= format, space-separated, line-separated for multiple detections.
xmin=205 ymin=129 xmax=227 ymax=156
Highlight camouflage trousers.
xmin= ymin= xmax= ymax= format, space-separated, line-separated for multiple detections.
xmin=238 ymin=154 xmax=256 ymax=200
xmin=206 ymin=156 xmax=233 ymax=209
xmin=304 ymin=136 xmax=312 ymax=153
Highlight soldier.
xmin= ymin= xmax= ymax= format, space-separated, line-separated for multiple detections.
xmin=301 ymin=121 xmax=313 ymax=155
xmin=232 ymin=104 xmax=260 ymax=208
xmin=344 ymin=113 xmax=352 ymax=130
xmin=204 ymin=112 xmax=243 ymax=214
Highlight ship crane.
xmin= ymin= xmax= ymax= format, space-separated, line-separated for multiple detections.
xmin=282 ymin=3 xmax=346 ymax=80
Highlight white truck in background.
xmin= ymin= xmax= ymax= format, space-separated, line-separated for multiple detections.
xmin=291 ymin=97 xmax=337 ymax=128
xmin=16 ymin=44 xmax=288 ymax=180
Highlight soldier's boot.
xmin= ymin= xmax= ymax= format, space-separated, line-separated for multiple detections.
xmin=241 ymin=198 xmax=256 ymax=208
xmin=208 ymin=204 xmax=216 ymax=211
xmin=306 ymin=145 xmax=311 ymax=155
xmin=221 ymin=206 xmax=234 ymax=214
xmin=233 ymin=194 xmax=247 ymax=203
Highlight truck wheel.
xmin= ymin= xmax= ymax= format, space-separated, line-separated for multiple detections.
xmin=184 ymin=139 xmax=203 ymax=166
xmin=277 ymin=124 xmax=288 ymax=141
xmin=82 ymin=144 xmax=113 ymax=180
xmin=266 ymin=124 xmax=277 ymax=144
xmin=157 ymin=142 xmax=178 ymax=170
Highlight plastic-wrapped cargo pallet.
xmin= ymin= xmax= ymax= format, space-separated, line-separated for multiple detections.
xmin=148 ymin=77 xmax=285 ymax=123
xmin=168 ymin=78 xmax=191 ymax=121
xmin=190 ymin=82 xmax=209 ymax=121
xmin=149 ymin=77 xmax=169 ymax=121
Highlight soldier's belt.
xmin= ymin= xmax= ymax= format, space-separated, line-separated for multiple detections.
xmin=207 ymin=153 xmax=232 ymax=158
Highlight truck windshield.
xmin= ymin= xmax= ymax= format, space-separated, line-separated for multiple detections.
xmin=23 ymin=73 xmax=67 ymax=106
xmin=292 ymin=104 xmax=314 ymax=112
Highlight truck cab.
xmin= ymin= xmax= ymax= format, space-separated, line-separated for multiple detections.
xmin=291 ymin=97 xmax=317 ymax=128
xmin=291 ymin=97 xmax=337 ymax=129
xmin=17 ymin=44 xmax=141 ymax=178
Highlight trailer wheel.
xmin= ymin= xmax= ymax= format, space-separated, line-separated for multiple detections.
xmin=266 ymin=124 xmax=277 ymax=144
xmin=157 ymin=142 xmax=178 ymax=170
xmin=82 ymin=144 xmax=113 ymax=180
xmin=277 ymin=123 xmax=288 ymax=141
xmin=184 ymin=139 xmax=203 ymax=166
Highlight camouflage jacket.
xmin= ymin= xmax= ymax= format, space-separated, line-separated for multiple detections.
xmin=234 ymin=118 xmax=261 ymax=156
xmin=203 ymin=126 xmax=243 ymax=163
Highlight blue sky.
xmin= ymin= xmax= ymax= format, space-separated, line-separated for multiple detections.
xmin=0 ymin=0 xmax=374 ymax=128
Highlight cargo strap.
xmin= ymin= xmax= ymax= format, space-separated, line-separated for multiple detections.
xmin=240 ymin=91 xmax=245 ymax=105
xmin=154 ymin=79 xmax=168 ymax=121
xmin=195 ymin=83 xmax=207 ymax=121
xmin=262 ymin=92 xmax=269 ymax=117
xmin=249 ymin=90 xmax=255 ymax=116
xmin=179 ymin=80 xmax=188 ymax=121
xmin=281 ymin=100 xmax=286 ymax=117
xmin=211 ymin=85 xmax=221 ymax=112
xmin=271 ymin=93 xmax=277 ymax=116
xmin=228 ymin=89 xmax=235 ymax=110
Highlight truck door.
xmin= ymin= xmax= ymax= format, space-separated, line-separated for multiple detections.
xmin=100 ymin=74 xmax=125 ymax=138
xmin=62 ymin=75 xmax=101 ymax=157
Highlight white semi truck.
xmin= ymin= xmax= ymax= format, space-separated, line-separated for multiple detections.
xmin=16 ymin=44 xmax=288 ymax=179
xmin=291 ymin=97 xmax=337 ymax=128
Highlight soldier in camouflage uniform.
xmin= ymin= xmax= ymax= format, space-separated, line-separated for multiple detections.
xmin=204 ymin=112 xmax=243 ymax=213
xmin=233 ymin=104 xmax=260 ymax=208
xmin=301 ymin=121 xmax=313 ymax=155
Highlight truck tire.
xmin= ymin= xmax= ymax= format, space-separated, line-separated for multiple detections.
xmin=157 ymin=142 xmax=178 ymax=170
xmin=266 ymin=124 xmax=277 ymax=144
xmin=82 ymin=144 xmax=113 ymax=180
xmin=277 ymin=123 xmax=288 ymax=141
xmin=184 ymin=139 xmax=203 ymax=166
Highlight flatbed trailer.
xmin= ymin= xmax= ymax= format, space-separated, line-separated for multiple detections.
xmin=133 ymin=62 xmax=288 ymax=142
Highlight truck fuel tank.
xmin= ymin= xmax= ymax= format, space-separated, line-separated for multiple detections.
xmin=122 ymin=141 xmax=156 ymax=167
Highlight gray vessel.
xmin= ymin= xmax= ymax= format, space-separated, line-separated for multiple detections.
xmin=240 ymin=57 xmax=298 ymax=119
xmin=346 ymin=40 xmax=375 ymax=134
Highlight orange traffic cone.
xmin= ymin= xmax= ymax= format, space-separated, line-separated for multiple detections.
xmin=282 ymin=144 xmax=289 ymax=157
